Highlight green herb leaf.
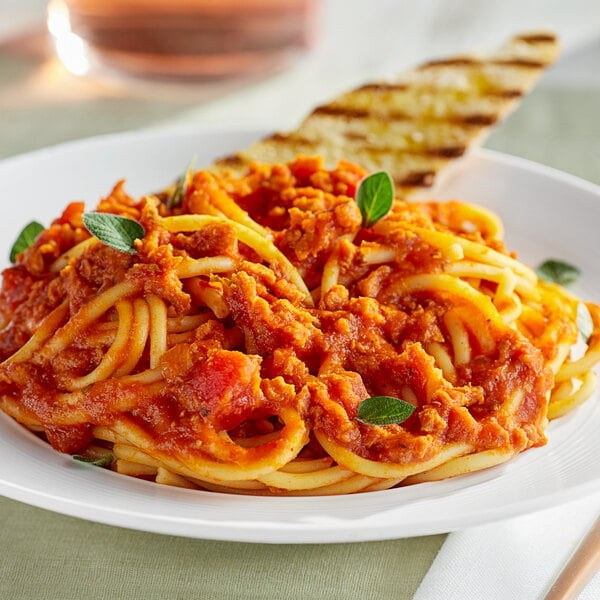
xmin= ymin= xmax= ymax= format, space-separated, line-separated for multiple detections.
xmin=10 ymin=221 xmax=45 ymax=263
xmin=536 ymin=259 xmax=581 ymax=286
xmin=356 ymin=395 xmax=415 ymax=426
xmin=73 ymin=454 xmax=113 ymax=468
xmin=577 ymin=303 xmax=594 ymax=344
xmin=356 ymin=171 xmax=394 ymax=228
xmin=83 ymin=213 xmax=145 ymax=254
xmin=167 ymin=157 xmax=196 ymax=210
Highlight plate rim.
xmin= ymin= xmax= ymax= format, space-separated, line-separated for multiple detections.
xmin=2 ymin=124 xmax=599 ymax=197
xmin=1 ymin=126 xmax=600 ymax=544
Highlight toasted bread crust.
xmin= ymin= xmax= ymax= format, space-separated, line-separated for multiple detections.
xmin=212 ymin=32 xmax=559 ymax=198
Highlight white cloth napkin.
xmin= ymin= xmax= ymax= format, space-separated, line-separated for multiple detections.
xmin=413 ymin=493 xmax=600 ymax=600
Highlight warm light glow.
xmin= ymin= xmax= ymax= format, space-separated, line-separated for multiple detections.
xmin=47 ymin=0 xmax=91 ymax=76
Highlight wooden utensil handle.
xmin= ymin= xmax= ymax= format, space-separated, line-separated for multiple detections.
xmin=545 ymin=516 xmax=600 ymax=600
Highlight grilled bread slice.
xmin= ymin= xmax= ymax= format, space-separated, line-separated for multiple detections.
xmin=213 ymin=32 xmax=559 ymax=199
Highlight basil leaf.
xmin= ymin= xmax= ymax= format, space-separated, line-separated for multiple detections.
xmin=356 ymin=171 xmax=394 ymax=228
xmin=577 ymin=303 xmax=594 ymax=344
xmin=536 ymin=259 xmax=581 ymax=286
xmin=83 ymin=213 xmax=145 ymax=254
xmin=167 ymin=157 xmax=196 ymax=210
xmin=356 ymin=395 xmax=415 ymax=426
xmin=10 ymin=221 xmax=45 ymax=263
xmin=73 ymin=454 xmax=113 ymax=468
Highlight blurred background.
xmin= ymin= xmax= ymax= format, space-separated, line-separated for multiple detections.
xmin=0 ymin=0 xmax=599 ymax=182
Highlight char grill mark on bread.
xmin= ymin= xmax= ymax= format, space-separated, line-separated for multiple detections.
xmin=212 ymin=32 xmax=559 ymax=199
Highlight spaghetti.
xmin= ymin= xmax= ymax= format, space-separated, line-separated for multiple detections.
xmin=0 ymin=156 xmax=599 ymax=495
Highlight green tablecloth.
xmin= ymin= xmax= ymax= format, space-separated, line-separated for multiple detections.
xmin=0 ymin=497 xmax=445 ymax=600
xmin=1 ymin=38 xmax=599 ymax=600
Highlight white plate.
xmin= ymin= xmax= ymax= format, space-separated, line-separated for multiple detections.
xmin=1 ymin=128 xmax=599 ymax=544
